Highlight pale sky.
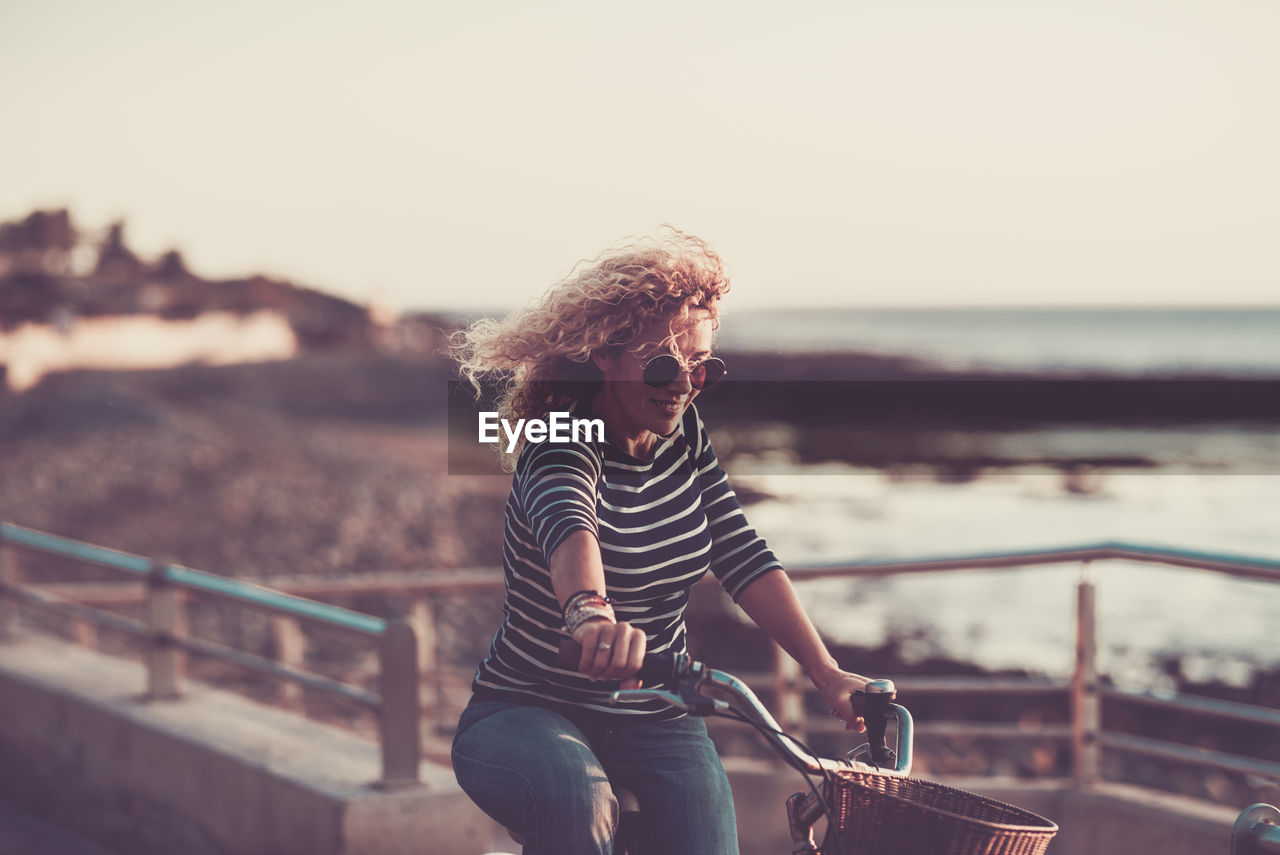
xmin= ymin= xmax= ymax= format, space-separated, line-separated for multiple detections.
xmin=3 ymin=0 xmax=1278 ymax=312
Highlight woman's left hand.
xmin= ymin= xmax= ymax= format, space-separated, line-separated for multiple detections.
xmin=813 ymin=667 xmax=871 ymax=733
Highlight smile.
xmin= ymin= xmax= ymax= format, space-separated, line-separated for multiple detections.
xmin=650 ymin=398 xmax=683 ymax=416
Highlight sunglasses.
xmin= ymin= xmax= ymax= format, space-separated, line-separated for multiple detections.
xmin=641 ymin=354 xmax=727 ymax=391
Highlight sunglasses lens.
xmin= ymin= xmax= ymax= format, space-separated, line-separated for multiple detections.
xmin=641 ymin=354 xmax=727 ymax=390
xmin=642 ymin=354 xmax=681 ymax=388
xmin=692 ymin=358 xmax=726 ymax=390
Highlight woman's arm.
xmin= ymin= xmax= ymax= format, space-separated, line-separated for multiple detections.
xmin=735 ymin=569 xmax=869 ymax=732
xmin=548 ymin=529 xmax=646 ymax=687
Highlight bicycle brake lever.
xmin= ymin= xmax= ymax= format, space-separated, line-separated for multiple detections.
xmin=610 ymin=689 xmax=729 ymax=715
xmin=846 ymin=743 xmax=898 ymax=769
xmin=610 ymin=688 xmax=686 ymax=708
xmin=685 ymin=695 xmax=729 ymax=716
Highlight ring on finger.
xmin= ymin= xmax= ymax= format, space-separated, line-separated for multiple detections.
xmin=597 ymin=641 xmax=613 ymax=650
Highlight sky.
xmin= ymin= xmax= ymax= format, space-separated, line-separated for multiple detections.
xmin=2 ymin=0 xmax=1278 ymax=313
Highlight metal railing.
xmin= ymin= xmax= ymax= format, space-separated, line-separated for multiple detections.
xmin=781 ymin=541 xmax=1280 ymax=790
xmin=4 ymin=522 xmax=1280 ymax=794
xmin=0 ymin=522 xmax=421 ymax=788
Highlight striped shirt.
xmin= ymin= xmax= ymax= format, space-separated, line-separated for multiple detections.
xmin=470 ymin=400 xmax=781 ymax=718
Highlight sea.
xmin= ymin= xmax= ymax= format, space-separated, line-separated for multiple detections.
xmin=714 ymin=306 xmax=1280 ymax=376
xmin=708 ymin=308 xmax=1280 ymax=690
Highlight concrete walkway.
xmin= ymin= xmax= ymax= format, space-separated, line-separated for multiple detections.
xmin=0 ymin=799 xmax=122 ymax=855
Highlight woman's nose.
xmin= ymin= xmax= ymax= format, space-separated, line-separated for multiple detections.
xmin=669 ymin=368 xmax=694 ymax=394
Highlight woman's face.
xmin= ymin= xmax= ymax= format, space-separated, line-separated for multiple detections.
xmin=592 ymin=314 xmax=714 ymax=453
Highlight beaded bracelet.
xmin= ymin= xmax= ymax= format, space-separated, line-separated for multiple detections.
xmin=563 ymin=590 xmax=616 ymax=637
xmin=565 ymin=604 xmax=616 ymax=638
xmin=564 ymin=590 xmax=606 ymax=609
xmin=563 ymin=590 xmax=612 ymax=614
xmin=565 ymin=606 xmax=615 ymax=637
xmin=565 ymin=598 xmax=611 ymax=620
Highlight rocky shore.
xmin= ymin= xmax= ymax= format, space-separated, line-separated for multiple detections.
xmin=0 ymin=355 xmax=507 ymax=579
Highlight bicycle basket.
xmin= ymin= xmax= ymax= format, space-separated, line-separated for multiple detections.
xmin=818 ymin=771 xmax=1059 ymax=855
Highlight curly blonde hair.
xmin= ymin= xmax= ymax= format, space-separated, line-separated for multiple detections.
xmin=451 ymin=227 xmax=730 ymax=466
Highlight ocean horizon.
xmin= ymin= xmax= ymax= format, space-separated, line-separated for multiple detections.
xmin=438 ymin=305 xmax=1280 ymax=377
xmin=715 ymin=306 xmax=1280 ymax=377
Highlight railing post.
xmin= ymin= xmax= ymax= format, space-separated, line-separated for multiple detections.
xmin=773 ymin=641 xmax=808 ymax=742
xmin=146 ymin=559 xmax=182 ymax=699
xmin=70 ymin=613 xmax=99 ymax=650
xmin=1071 ymin=560 xmax=1100 ymax=788
xmin=409 ymin=596 xmax=441 ymax=727
xmin=0 ymin=530 xmax=18 ymax=640
xmin=271 ymin=615 xmax=306 ymax=712
xmin=377 ymin=616 xmax=421 ymax=788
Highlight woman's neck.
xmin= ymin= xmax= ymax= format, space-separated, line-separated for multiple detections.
xmin=589 ymin=393 xmax=657 ymax=460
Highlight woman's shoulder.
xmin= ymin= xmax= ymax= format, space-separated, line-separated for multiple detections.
xmin=514 ymin=419 xmax=604 ymax=480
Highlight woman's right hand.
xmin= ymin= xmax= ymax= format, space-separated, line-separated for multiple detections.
xmin=573 ymin=619 xmax=647 ymax=689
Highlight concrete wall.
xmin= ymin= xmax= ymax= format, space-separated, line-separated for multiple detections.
xmin=0 ymin=634 xmax=498 ymax=855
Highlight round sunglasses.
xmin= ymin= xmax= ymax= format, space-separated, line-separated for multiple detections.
xmin=641 ymin=353 xmax=727 ymax=391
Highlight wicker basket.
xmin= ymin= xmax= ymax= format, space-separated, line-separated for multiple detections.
xmin=819 ymin=771 xmax=1059 ymax=855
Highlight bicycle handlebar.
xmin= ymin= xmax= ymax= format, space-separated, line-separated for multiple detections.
xmin=556 ymin=640 xmax=913 ymax=776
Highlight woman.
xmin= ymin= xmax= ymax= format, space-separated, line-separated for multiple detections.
xmin=450 ymin=228 xmax=870 ymax=855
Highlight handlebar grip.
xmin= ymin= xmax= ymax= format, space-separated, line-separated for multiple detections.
xmin=556 ymin=639 xmax=681 ymax=686
xmin=855 ymin=679 xmax=897 ymax=767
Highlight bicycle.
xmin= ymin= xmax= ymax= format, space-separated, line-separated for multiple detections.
xmin=512 ymin=641 xmax=1060 ymax=855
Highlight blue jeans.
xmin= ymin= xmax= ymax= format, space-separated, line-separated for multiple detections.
xmin=451 ymin=699 xmax=740 ymax=855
